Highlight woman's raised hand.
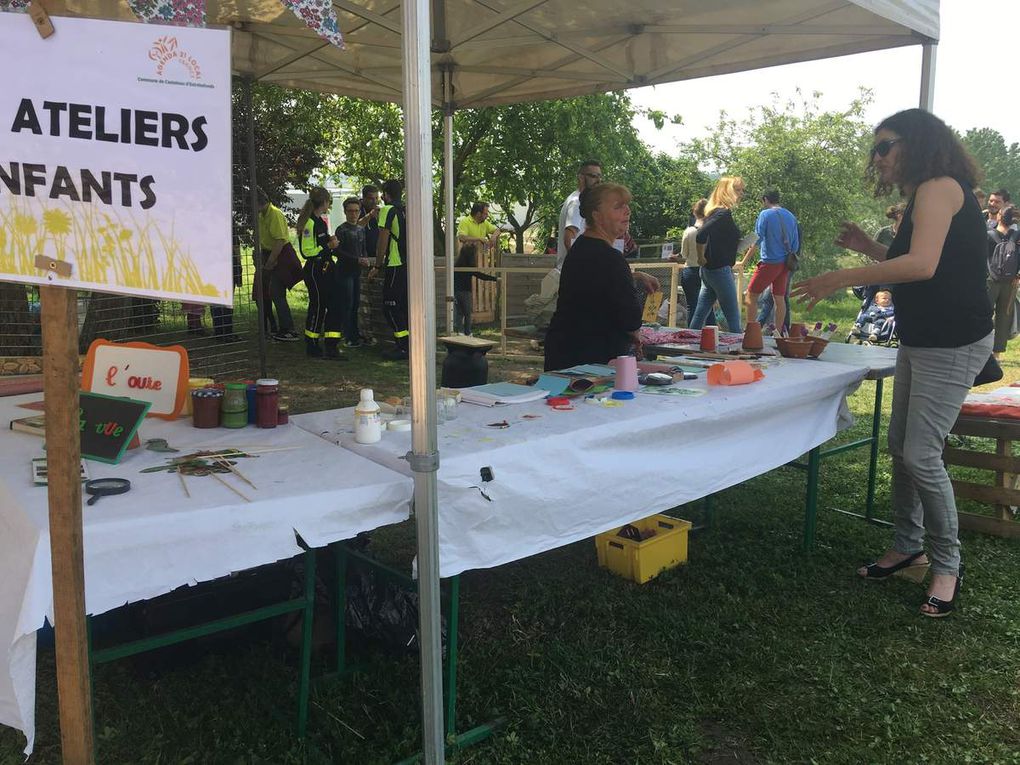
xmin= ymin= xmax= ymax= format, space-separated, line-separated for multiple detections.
xmin=835 ymin=221 xmax=871 ymax=254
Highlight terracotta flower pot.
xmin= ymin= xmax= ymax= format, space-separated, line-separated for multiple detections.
xmin=789 ymin=322 xmax=807 ymax=339
xmin=743 ymin=321 xmax=764 ymax=351
xmin=775 ymin=337 xmax=812 ymax=359
xmin=806 ymin=335 xmax=830 ymax=358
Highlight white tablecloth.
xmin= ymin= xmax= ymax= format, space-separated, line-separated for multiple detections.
xmin=293 ymin=357 xmax=867 ymax=579
xmin=0 ymin=394 xmax=413 ymax=754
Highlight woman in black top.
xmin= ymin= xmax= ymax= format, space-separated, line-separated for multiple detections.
xmin=544 ymin=183 xmax=658 ymax=371
xmin=689 ymin=176 xmax=746 ymax=332
xmin=793 ymin=109 xmax=993 ymax=617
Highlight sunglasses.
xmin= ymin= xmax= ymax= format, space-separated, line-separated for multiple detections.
xmin=871 ymin=138 xmax=902 ymax=159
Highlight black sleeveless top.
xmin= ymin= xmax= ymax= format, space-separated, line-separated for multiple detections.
xmin=886 ymin=179 xmax=992 ymax=348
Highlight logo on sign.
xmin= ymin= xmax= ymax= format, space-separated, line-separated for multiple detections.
xmin=149 ymin=36 xmax=202 ymax=80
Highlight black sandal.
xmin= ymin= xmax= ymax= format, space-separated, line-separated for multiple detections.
xmin=921 ymin=566 xmax=963 ymax=618
xmin=858 ymin=550 xmax=929 ymax=583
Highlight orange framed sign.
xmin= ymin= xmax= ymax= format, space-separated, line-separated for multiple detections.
xmin=80 ymin=339 xmax=190 ymax=420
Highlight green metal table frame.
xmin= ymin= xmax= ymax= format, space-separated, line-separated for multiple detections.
xmin=323 ymin=365 xmax=893 ymax=759
xmin=87 ymin=544 xmax=317 ymax=739
xmin=642 ymin=344 xmax=893 ymax=549
xmin=789 ymin=376 xmax=892 ymax=550
xmin=330 ymin=542 xmax=503 ymax=763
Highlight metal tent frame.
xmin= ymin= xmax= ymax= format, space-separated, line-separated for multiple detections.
xmin=14 ymin=2 xmax=940 ymax=763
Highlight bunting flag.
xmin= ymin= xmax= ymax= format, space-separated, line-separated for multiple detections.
xmin=0 ymin=1 xmax=30 ymax=12
xmin=128 ymin=0 xmax=206 ymax=27
xmin=281 ymin=0 xmax=345 ymax=49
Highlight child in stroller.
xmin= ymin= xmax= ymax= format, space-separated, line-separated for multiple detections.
xmin=848 ymin=287 xmax=896 ymax=344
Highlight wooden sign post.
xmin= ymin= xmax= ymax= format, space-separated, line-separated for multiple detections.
xmin=39 ymin=285 xmax=95 ymax=764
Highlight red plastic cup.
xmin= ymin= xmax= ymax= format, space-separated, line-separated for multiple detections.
xmin=700 ymin=326 xmax=717 ymax=352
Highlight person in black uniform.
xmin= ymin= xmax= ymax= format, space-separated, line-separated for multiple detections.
xmin=375 ymin=179 xmax=410 ymax=360
xmin=793 ymin=109 xmax=993 ymax=618
xmin=296 ymin=186 xmax=344 ymax=359
xmin=544 ymin=183 xmax=659 ymax=371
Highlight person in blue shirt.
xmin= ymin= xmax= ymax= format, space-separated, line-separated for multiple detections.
xmin=740 ymin=189 xmax=799 ymax=333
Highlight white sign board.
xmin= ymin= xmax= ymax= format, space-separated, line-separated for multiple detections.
xmin=0 ymin=15 xmax=232 ymax=305
xmin=660 ymin=242 xmax=674 ymax=260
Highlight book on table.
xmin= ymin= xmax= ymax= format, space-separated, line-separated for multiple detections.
xmin=460 ymin=382 xmax=550 ymax=407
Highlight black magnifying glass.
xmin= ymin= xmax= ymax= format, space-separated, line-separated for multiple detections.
xmin=84 ymin=478 xmax=131 ymax=506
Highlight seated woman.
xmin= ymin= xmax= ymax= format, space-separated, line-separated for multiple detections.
xmin=544 ymin=183 xmax=658 ymax=371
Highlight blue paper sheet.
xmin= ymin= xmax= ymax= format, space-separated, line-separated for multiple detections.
xmin=533 ymin=374 xmax=569 ymax=396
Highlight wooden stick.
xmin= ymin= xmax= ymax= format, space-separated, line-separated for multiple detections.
xmin=215 ymin=457 xmax=257 ymax=491
xmin=40 ymin=285 xmax=95 ymax=763
xmin=177 ymin=470 xmax=190 ymax=498
xmin=210 ymin=471 xmax=252 ymax=503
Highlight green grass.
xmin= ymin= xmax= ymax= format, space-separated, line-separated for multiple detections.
xmin=3 ymin=292 xmax=1020 ymax=765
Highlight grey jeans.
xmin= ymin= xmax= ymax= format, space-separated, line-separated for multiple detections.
xmin=987 ymin=279 xmax=1016 ymax=353
xmin=889 ymin=332 xmax=993 ymax=575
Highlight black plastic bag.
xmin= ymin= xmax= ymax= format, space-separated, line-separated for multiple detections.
xmin=345 ymin=568 xmax=447 ymax=656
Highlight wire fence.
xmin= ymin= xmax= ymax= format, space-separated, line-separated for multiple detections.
xmin=0 ymin=238 xmax=740 ymax=375
xmin=0 ymin=272 xmax=258 ymax=379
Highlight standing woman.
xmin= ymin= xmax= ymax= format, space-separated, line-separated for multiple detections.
xmin=674 ymin=198 xmax=715 ymax=328
xmin=544 ymin=183 xmax=658 ymax=371
xmin=296 ymin=187 xmax=342 ymax=360
xmin=792 ymin=109 xmax=992 ymax=617
xmin=690 ymin=176 xmax=745 ymax=332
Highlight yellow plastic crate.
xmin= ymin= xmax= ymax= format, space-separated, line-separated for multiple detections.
xmin=595 ymin=515 xmax=691 ymax=584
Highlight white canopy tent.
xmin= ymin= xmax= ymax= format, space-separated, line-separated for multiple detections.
xmin=18 ymin=1 xmax=939 ymax=763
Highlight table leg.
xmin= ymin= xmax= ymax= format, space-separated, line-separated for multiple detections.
xmin=297 ymin=546 xmax=316 ymax=739
xmin=445 ymin=576 xmax=460 ymax=741
xmin=334 ymin=543 xmax=348 ymax=674
xmin=864 ymin=378 xmax=884 ymax=522
xmin=802 ymin=446 xmax=821 ymax=551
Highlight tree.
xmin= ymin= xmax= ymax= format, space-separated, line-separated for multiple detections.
xmin=231 ymin=79 xmax=336 ymax=241
xmin=323 ymin=92 xmax=667 ymax=252
xmin=615 ymin=151 xmax=710 ymax=241
xmin=959 ymin=127 xmax=1020 ymax=199
xmin=682 ymin=90 xmax=876 ymax=275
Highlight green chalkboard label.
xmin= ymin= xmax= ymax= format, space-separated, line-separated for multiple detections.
xmin=79 ymin=392 xmax=151 ymax=464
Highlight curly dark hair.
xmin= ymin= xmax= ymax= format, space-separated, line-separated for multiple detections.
xmin=867 ymin=109 xmax=982 ymax=197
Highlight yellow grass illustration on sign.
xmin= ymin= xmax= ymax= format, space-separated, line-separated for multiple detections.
xmin=0 ymin=198 xmax=224 ymax=299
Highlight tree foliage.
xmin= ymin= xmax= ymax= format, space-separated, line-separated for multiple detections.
xmin=959 ymin=127 xmax=1020 ymax=199
xmin=683 ymin=91 xmax=876 ymax=275
xmin=321 ymin=92 xmax=682 ymax=251
xmin=231 ymin=79 xmax=335 ymax=242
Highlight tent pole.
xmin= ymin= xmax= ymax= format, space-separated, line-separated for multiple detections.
xmin=401 ymin=0 xmax=444 ymax=762
xmin=444 ymin=97 xmax=456 ymax=335
xmin=919 ymin=42 xmax=937 ymax=112
xmin=243 ymin=76 xmax=268 ymax=379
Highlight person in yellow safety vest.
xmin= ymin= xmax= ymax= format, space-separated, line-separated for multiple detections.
xmin=295 ymin=187 xmax=346 ymax=361
xmin=374 ymin=179 xmax=410 ymax=360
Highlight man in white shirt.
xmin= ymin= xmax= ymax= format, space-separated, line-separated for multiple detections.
xmin=556 ymin=159 xmax=603 ymax=268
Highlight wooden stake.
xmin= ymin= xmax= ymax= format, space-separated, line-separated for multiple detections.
xmin=215 ymin=456 xmax=257 ymax=491
xmin=210 ymin=471 xmax=252 ymax=503
xmin=40 ymin=285 xmax=95 ymax=764
xmin=177 ymin=470 xmax=190 ymax=498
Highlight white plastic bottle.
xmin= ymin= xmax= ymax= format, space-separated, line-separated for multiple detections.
xmin=354 ymin=388 xmax=382 ymax=444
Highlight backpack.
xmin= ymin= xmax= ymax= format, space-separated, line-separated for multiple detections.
xmin=988 ymin=229 xmax=1020 ymax=281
